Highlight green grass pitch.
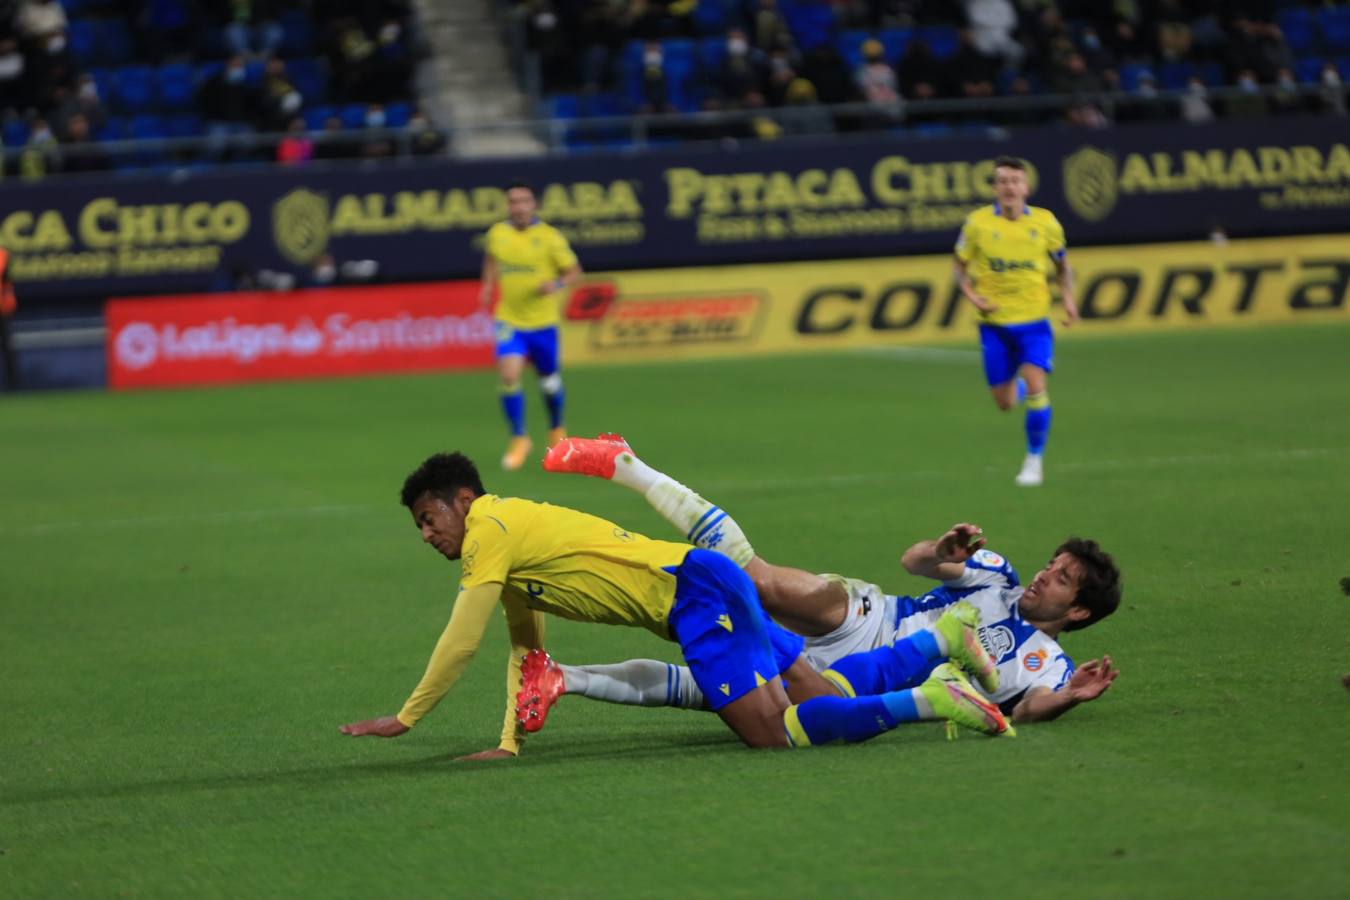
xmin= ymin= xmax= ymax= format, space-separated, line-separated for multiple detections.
xmin=2 ymin=323 xmax=1348 ymax=899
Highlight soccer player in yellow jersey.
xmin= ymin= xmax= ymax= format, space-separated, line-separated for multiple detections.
xmin=954 ymin=156 xmax=1080 ymax=486
xmin=479 ymin=182 xmax=582 ymax=471
xmin=338 ymin=452 xmax=1013 ymax=756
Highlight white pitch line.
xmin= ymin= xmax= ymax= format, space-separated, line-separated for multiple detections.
xmin=7 ymin=447 xmax=1343 ymax=537
xmin=854 ymin=346 xmax=981 ymax=362
xmin=12 ymin=503 xmax=375 ymax=536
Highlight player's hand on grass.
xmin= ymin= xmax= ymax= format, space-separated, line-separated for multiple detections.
xmin=935 ymin=523 xmax=985 ymax=563
xmin=455 ymin=748 xmax=516 ymax=762
xmin=339 ymin=715 xmax=410 ymax=738
xmin=1062 ymin=656 xmax=1117 ymax=702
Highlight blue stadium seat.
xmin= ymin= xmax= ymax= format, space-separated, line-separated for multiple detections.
xmin=1294 ymin=57 xmax=1324 ymax=83
xmin=286 ymin=58 xmax=328 ymax=104
xmin=879 ymin=28 xmax=912 ymax=64
xmin=1118 ymin=63 xmax=1155 ymax=92
xmin=95 ymin=117 xmax=127 ymax=141
xmin=384 ymin=101 xmax=412 ymax=127
xmin=165 ymin=114 xmax=205 ymax=138
xmin=543 ymin=94 xmax=579 ymax=119
xmin=589 ymin=92 xmax=631 ymax=117
xmin=1277 ymin=7 xmax=1314 ymax=53
xmin=837 ymin=30 xmax=871 ymax=71
xmin=156 ymin=63 xmax=196 ymax=111
xmin=279 ymin=10 xmax=315 ymax=57
xmin=99 ymin=20 xmax=135 ymax=65
xmin=1322 ymin=7 xmax=1350 ymax=51
xmin=1339 ymin=56 xmax=1350 ymax=80
xmin=2 ymin=118 xmax=30 ymax=147
xmin=692 ymin=0 xmax=731 ymax=36
xmin=340 ymin=103 xmax=368 ymax=128
xmin=68 ymin=20 xmax=98 ymax=66
xmin=1158 ymin=61 xmax=1196 ymax=89
xmin=697 ymin=36 xmax=728 ymax=73
xmin=129 ymin=114 xmax=168 ymax=140
xmin=1196 ymin=62 xmax=1224 ymax=86
xmin=915 ymin=26 xmax=959 ymax=59
xmin=779 ymin=1 xmax=836 ymax=51
xmin=303 ymin=105 xmax=335 ymax=129
xmin=243 ymin=60 xmax=266 ymax=87
xmin=115 ymin=66 xmax=155 ymax=114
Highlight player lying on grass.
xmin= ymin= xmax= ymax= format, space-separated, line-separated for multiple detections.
xmin=339 ymin=452 xmax=1013 ymax=758
xmin=542 ymin=435 xmax=1122 ymax=725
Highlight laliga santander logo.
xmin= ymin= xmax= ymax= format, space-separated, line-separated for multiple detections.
xmin=114 ymin=310 xmax=494 ymax=371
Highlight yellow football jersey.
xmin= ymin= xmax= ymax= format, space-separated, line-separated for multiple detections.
xmin=484 ymin=220 xmax=579 ymax=330
xmin=460 ymin=495 xmax=692 ymax=639
xmin=954 ymin=204 xmax=1066 ymax=326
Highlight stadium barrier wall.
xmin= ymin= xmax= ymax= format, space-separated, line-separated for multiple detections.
xmin=10 ymin=116 xmax=1350 ymax=304
xmin=105 ymin=233 xmax=1348 ymax=388
xmin=557 ymin=232 xmax=1350 ymax=364
xmin=105 ymin=282 xmax=492 ymax=389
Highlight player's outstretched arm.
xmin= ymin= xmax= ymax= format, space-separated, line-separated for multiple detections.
xmin=339 ymin=716 xmax=410 ymax=737
xmin=901 ymin=523 xmax=986 ymax=582
xmin=1010 ymin=656 xmax=1118 ymax=723
xmin=339 ymin=583 xmax=503 ymax=739
xmin=455 ymin=596 xmax=547 ymax=762
xmin=1055 ymin=256 xmax=1079 ymax=326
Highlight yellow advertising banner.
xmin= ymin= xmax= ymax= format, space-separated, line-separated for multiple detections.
xmin=559 ymin=233 xmax=1350 ymax=365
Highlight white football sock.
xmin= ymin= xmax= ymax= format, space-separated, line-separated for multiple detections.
xmin=612 ymin=455 xmax=755 ymax=567
xmin=559 ymin=660 xmax=706 ymax=709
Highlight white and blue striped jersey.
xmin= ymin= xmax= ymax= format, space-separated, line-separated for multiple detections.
xmin=890 ymin=549 xmax=1075 ymax=713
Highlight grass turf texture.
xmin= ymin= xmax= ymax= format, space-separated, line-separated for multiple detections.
xmin=2 ymin=323 xmax=1348 ymax=899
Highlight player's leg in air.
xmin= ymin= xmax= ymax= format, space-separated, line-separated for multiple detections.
xmin=494 ymin=324 xmax=532 ymax=471
xmin=983 ymin=322 xmax=1054 ymax=487
xmin=518 ymin=550 xmax=1011 ymax=748
xmin=523 ymin=325 xmax=567 ymax=450
xmin=543 ymin=433 xmax=846 ymax=633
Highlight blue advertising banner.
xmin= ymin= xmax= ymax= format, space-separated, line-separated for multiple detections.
xmin=1 ymin=116 xmax=1347 ymax=303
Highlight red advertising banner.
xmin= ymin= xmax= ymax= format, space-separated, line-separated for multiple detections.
xmin=106 ymin=282 xmax=494 ymax=389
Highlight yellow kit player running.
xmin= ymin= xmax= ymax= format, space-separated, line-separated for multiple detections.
xmin=479 ymin=181 xmax=582 ymax=471
xmin=338 ymin=453 xmax=1012 ymax=758
xmin=954 ymin=156 xmax=1080 ymax=486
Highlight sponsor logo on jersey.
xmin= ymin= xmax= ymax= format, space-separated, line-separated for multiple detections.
xmin=716 ymin=614 xmax=734 ymax=632
xmin=526 ymin=582 xmax=544 ymax=598
xmin=973 ymin=549 xmax=1005 ymax=568
xmin=978 ymin=624 xmax=1016 ymax=661
xmin=1023 ymin=649 xmax=1048 ymax=671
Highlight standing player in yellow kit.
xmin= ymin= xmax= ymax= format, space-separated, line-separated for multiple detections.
xmin=954 ymin=157 xmax=1080 ymax=487
xmin=479 ymin=181 xmax=583 ymax=471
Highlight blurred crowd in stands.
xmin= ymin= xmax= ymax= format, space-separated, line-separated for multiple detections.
xmin=517 ymin=0 xmax=1350 ymax=139
xmin=0 ymin=0 xmax=442 ymax=176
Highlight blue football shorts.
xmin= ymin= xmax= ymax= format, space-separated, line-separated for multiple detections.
xmin=978 ymin=318 xmax=1054 ymax=387
xmin=668 ymin=549 xmax=805 ymax=712
xmin=495 ymin=322 xmax=560 ymax=376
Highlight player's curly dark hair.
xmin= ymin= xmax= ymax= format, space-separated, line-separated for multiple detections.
xmin=505 ymin=178 xmax=535 ymax=195
xmin=400 ymin=452 xmax=485 ymax=508
xmin=994 ymin=155 xmax=1027 ymax=171
xmin=1056 ymin=537 xmax=1122 ymax=632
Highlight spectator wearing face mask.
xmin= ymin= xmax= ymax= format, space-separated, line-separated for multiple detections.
xmin=1180 ymin=75 xmax=1214 ymax=124
xmin=1318 ymin=62 xmax=1345 ymax=116
xmin=53 ymin=74 xmax=109 ymax=132
xmin=710 ymin=28 xmax=766 ymax=108
xmin=638 ymin=40 xmax=673 ymax=114
xmin=221 ymin=0 xmax=286 ymax=60
xmin=361 ymin=102 xmax=394 ymax=158
xmin=408 ymin=110 xmax=447 ymax=156
xmin=24 ymin=28 xmax=75 ymax=110
xmin=261 ymin=58 xmax=304 ymax=131
xmin=0 ymin=38 xmax=28 ymax=113
xmin=1224 ymin=68 xmax=1268 ymax=119
xmin=1269 ymin=67 xmax=1308 ymax=117
xmin=200 ymin=54 xmax=263 ymax=134
xmin=18 ymin=116 xmax=57 ymax=180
